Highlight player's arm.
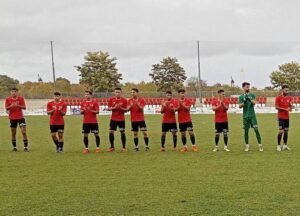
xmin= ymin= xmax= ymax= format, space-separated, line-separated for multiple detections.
xmin=17 ymin=98 xmax=26 ymax=109
xmin=136 ymin=100 xmax=145 ymax=110
xmin=5 ymin=100 xmax=13 ymax=110
xmin=275 ymin=97 xmax=289 ymax=111
xmin=127 ymin=100 xmax=133 ymax=111
xmin=161 ymin=101 xmax=167 ymax=113
xmin=222 ymin=102 xmax=229 ymax=110
xmin=108 ymin=99 xmax=118 ymax=111
xmin=58 ymin=104 xmax=67 ymax=116
xmin=119 ymin=101 xmax=128 ymax=112
xmin=180 ymin=101 xmax=191 ymax=111
xmin=238 ymin=96 xmax=245 ymax=108
xmin=212 ymin=103 xmax=221 ymax=111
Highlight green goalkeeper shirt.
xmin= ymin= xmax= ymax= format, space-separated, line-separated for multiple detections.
xmin=239 ymin=93 xmax=256 ymax=118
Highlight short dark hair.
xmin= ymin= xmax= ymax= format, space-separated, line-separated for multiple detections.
xmin=166 ymin=91 xmax=172 ymax=95
xmin=54 ymin=92 xmax=61 ymax=96
xmin=85 ymin=91 xmax=93 ymax=95
xmin=115 ymin=87 xmax=122 ymax=91
xmin=177 ymin=88 xmax=186 ymax=93
xmin=281 ymin=85 xmax=289 ymax=89
xmin=131 ymin=88 xmax=139 ymax=93
xmin=11 ymin=87 xmax=18 ymax=91
xmin=242 ymin=82 xmax=250 ymax=87
xmin=218 ymin=89 xmax=225 ymax=94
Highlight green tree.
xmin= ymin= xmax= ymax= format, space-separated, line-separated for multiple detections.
xmin=75 ymin=51 xmax=122 ymax=92
xmin=186 ymin=76 xmax=207 ymax=92
xmin=56 ymin=77 xmax=71 ymax=92
xmin=0 ymin=74 xmax=19 ymax=94
xmin=270 ymin=62 xmax=300 ymax=90
xmin=149 ymin=57 xmax=187 ymax=92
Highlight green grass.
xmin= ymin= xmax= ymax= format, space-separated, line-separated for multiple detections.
xmin=0 ymin=114 xmax=300 ymax=216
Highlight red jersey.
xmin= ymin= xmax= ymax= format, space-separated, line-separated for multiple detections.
xmin=108 ymin=97 xmax=127 ymax=121
xmin=162 ymin=99 xmax=177 ymax=123
xmin=275 ymin=95 xmax=292 ymax=119
xmin=174 ymin=98 xmax=192 ymax=123
xmin=80 ymin=100 xmax=99 ymax=123
xmin=47 ymin=100 xmax=67 ymax=125
xmin=5 ymin=96 xmax=26 ymax=120
xmin=211 ymin=98 xmax=229 ymax=123
xmin=128 ymin=97 xmax=145 ymax=122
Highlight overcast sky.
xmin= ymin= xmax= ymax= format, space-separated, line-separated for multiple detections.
xmin=1 ymin=0 xmax=300 ymax=88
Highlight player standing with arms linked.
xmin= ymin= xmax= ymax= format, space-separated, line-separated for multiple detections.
xmin=211 ymin=89 xmax=230 ymax=152
xmin=107 ymin=87 xmax=128 ymax=152
xmin=160 ymin=91 xmax=178 ymax=152
xmin=127 ymin=88 xmax=149 ymax=151
xmin=80 ymin=91 xmax=100 ymax=154
xmin=239 ymin=82 xmax=263 ymax=152
xmin=275 ymin=85 xmax=293 ymax=151
xmin=174 ymin=89 xmax=198 ymax=152
xmin=5 ymin=87 xmax=29 ymax=152
xmin=47 ymin=92 xmax=67 ymax=153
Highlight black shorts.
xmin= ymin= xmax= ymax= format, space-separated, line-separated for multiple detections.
xmin=110 ymin=120 xmax=125 ymax=132
xmin=215 ymin=122 xmax=229 ymax=133
xmin=82 ymin=123 xmax=99 ymax=134
xmin=179 ymin=122 xmax=193 ymax=132
xmin=10 ymin=118 xmax=26 ymax=128
xmin=278 ymin=119 xmax=289 ymax=130
xmin=162 ymin=123 xmax=178 ymax=133
xmin=50 ymin=125 xmax=65 ymax=133
xmin=131 ymin=121 xmax=147 ymax=132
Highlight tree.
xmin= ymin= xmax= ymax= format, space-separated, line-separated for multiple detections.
xmin=186 ymin=76 xmax=207 ymax=92
xmin=75 ymin=51 xmax=122 ymax=92
xmin=149 ymin=57 xmax=187 ymax=92
xmin=0 ymin=74 xmax=19 ymax=93
xmin=56 ymin=77 xmax=71 ymax=92
xmin=270 ymin=62 xmax=300 ymax=90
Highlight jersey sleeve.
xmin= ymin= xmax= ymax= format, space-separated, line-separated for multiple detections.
xmin=186 ymin=99 xmax=192 ymax=107
xmin=211 ymin=100 xmax=217 ymax=107
xmin=80 ymin=101 xmax=84 ymax=109
xmin=47 ymin=102 xmax=52 ymax=112
xmin=275 ymin=96 xmax=280 ymax=107
xmin=94 ymin=101 xmax=99 ymax=111
xmin=252 ymin=94 xmax=256 ymax=101
xmin=5 ymin=98 xmax=11 ymax=109
xmin=238 ymin=95 xmax=243 ymax=104
xmin=123 ymin=98 xmax=128 ymax=108
xmin=62 ymin=102 xmax=67 ymax=113
xmin=139 ymin=99 xmax=145 ymax=109
xmin=108 ymin=98 xmax=113 ymax=107
xmin=20 ymin=97 xmax=26 ymax=108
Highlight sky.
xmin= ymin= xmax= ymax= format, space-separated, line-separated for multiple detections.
xmin=1 ymin=0 xmax=300 ymax=88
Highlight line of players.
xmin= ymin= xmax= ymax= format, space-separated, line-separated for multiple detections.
xmin=4 ymin=82 xmax=293 ymax=153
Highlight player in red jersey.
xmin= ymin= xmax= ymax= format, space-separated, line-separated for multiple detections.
xmin=80 ymin=91 xmax=100 ymax=154
xmin=160 ymin=91 xmax=178 ymax=152
xmin=211 ymin=89 xmax=230 ymax=152
xmin=127 ymin=88 xmax=149 ymax=151
xmin=5 ymin=87 xmax=29 ymax=152
xmin=174 ymin=89 xmax=198 ymax=152
xmin=107 ymin=87 xmax=128 ymax=152
xmin=275 ymin=85 xmax=293 ymax=151
xmin=46 ymin=92 xmax=67 ymax=153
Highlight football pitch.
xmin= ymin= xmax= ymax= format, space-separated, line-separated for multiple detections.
xmin=0 ymin=114 xmax=299 ymax=216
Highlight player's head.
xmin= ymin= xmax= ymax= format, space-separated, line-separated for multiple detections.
xmin=84 ymin=91 xmax=93 ymax=100
xmin=218 ymin=89 xmax=225 ymax=98
xmin=131 ymin=88 xmax=139 ymax=98
xmin=114 ymin=87 xmax=122 ymax=98
xmin=10 ymin=87 xmax=18 ymax=97
xmin=166 ymin=90 xmax=172 ymax=100
xmin=53 ymin=92 xmax=61 ymax=101
xmin=281 ymin=85 xmax=289 ymax=96
xmin=177 ymin=88 xmax=186 ymax=99
xmin=242 ymin=82 xmax=250 ymax=93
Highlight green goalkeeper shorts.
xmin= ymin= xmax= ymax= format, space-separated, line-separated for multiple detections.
xmin=243 ymin=116 xmax=258 ymax=130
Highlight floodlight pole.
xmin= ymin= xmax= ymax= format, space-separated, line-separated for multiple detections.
xmin=197 ymin=40 xmax=202 ymax=103
xmin=50 ymin=41 xmax=56 ymax=89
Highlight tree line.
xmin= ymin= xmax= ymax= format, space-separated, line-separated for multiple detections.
xmin=1 ymin=50 xmax=300 ymax=98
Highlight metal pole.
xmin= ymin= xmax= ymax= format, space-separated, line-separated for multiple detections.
xmin=197 ymin=40 xmax=202 ymax=103
xmin=50 ymin=41 xmax=56 ymax=89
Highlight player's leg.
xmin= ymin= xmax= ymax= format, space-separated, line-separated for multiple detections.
xmin=243 ymin=118 xmax=250 ymax=151
xmin=282 ymin=120 xmax=290 ymax=150
xmin=119 ymin=121 xmax=127 ymax=151
xmin=92 ymin=124 xmax=100 ymax=152
xmin=214 ymin=123 xmax=220 ymax=151
xmin=160 ymin=131 xmax=166 ymax=151
xmin=20 ymin=122 xmax=29 ymax=152
xmin=132 ymin=122 xmax=139 ymax=151
xmin=50 ymin=128 xmax=59 ymax=152
xmin=141 ymin=121 xmax=149 ymax=150
xmin=171 ymin=131 xmax=177 ymax=151
xmin=58 ymin=132 xmax=64 ymax=152
xmin=252 ymin=117 xmax=263 ymax=151
xmin=277 ymin=119 xmax=284 ymax=151
xmin=82 ymin=124 xmax=90 ymax=154
xmin=187 ymin=122 xmax=198 ymax=152
xmin=180 ymin=123 xmax=188 ymax=152
xmin=11 ymin=123 xmax=17 ymax=151
xmin=108 ymin=120 xmax=116 ymax=152
xmin=223 ymin=128 xmax=230 ymax=151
